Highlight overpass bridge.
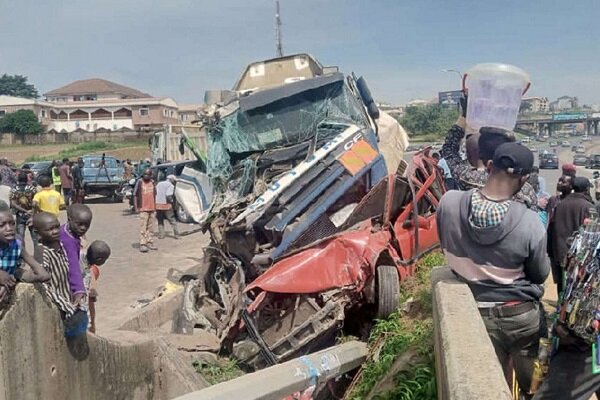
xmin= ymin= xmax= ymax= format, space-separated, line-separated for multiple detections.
xmin=516 ymin=113 xmax=600 ymax=136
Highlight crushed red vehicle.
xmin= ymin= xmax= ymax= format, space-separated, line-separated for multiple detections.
xmin=175 ymin=54 xmax=445 ymax=370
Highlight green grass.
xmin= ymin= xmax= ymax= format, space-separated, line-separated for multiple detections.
xmin=192 ymin=358 xmax=244 ymax=385
xmin=23 ymin=140 xmax=145 ymax=162
xmin=346 ymin=252 xmax=445 ymax=400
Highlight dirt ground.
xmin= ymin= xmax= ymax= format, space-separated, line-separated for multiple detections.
xmin=20 ymin=200 xmax=208 ymax=335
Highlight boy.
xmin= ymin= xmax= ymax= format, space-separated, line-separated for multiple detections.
xmin=82 ymin=240 xmax=111 ymax=333
xmin=33 ymin=212 xmax=87 ymax=337
xmin=33 ymin=175 xmax=65 ymax=217
xmin=155 ymin=175 xmax=179 ymax=239
xmin=10 ymin=171 xmax=38 ymax=247
xmin=60 ymin=204 xmax=92 ymax=306
xmin=133 ymin=168 xmax=157 ymax=252
xmin=0 ymin=201 xmax=50 ymax=302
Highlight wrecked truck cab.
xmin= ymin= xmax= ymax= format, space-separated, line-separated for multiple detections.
xmin=201 ymin=71 xmax=387 ymax=268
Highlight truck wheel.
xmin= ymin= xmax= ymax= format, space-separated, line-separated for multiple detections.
xmin=174 ymin=202 xmax=192 ymax=223
xmin=376 ymin=265 xmax=400 ymax=319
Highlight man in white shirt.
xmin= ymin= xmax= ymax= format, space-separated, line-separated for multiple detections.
xmin=155 ymin=175 xmax=179 ymax=239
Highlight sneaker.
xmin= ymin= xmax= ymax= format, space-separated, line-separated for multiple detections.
xmin=147 ymin=244 xmax=158 ymax=251
xmin=139 ymin=245 xmax=149 ymax=253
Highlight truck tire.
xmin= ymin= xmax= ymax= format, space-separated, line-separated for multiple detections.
xmin=174 ymin=202 xmax=192 ymax=223
xmin=376 ymin=265 xmax=400 ymax=319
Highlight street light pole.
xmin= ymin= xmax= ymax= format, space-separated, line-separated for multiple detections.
xmin=441 ymin=69 xmax=463 ymax=81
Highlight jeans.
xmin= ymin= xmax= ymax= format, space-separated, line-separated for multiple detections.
xmin=62 ymin=188 xmax=73 ymax=206
xmin=15 ymin=214 xmax=37 ymax=249
xmin=532 ymin=345 xmax=600 ymax=400
xmin=480 ymin=302 xmax=543 ymax=393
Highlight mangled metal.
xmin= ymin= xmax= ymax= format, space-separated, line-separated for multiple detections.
xmin=175 ymin=54 xmax=444 ymax=370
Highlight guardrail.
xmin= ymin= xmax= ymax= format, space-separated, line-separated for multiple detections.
xmin=431 ymin=267 xmax=512 ymax=400
xmin=173 ymin=341 xmax=368 ymax=400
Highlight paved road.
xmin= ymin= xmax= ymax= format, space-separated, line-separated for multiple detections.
xmin=23 ymin=201 xmax=210 ymax=336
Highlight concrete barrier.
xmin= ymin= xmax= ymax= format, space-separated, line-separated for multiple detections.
xmin=431 ymin=267 xmax=512 ymax=400
xmin=0 ymin=284 xmax=206 ymax=400
xmin=173 ymin=341 xmax=368 ymax=400
xmin=118 ymin=288 xmax=183 ymax=332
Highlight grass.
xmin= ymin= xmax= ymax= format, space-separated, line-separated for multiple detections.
xmin=345 ymin=251 xmax=445 ymax=400
xmin=192 ymin=358 xmax=245 ymax=385
xmin=23 ymin=140 xmax=146 ymax=162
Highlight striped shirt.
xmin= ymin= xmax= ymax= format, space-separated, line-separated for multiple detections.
xmin=41 ymin=244 xmax=77 ymax=317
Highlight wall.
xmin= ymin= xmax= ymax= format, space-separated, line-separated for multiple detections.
xmin=0 ymin=130 xmax=149 ymax=145
xmin=0 ymin=284 xmax=206 ymax=400
xmin=431 ymin=267 xmax=512 ymax=400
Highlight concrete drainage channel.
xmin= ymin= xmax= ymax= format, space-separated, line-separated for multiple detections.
xmin=0 ymin=284 xmax=206 ymax=400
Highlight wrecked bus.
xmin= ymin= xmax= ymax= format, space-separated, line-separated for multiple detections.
xmin=176 ymin=54 xmax=443 ymax=369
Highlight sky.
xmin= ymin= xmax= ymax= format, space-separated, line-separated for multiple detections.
xmin=1 ymin=0 xmax=599 ymax=105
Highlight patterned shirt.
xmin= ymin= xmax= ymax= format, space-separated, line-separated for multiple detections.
xmin=470 ymin=190 xmax=511 ymax=228
xmin=0 ymin=165 xmax=17 ymax=188
xmin=10 ymin=184 xmax=37 ymax=218
xmin=41 ymin=244 xmax=77 ymax=317
xmin=0 ymin=239 xmax=22 ymax=275
xmin=441 ymin=124 xmax=538 ymax=210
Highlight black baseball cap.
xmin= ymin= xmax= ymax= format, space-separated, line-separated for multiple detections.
xmin=492 ymin=142 xmax=534 ymax=176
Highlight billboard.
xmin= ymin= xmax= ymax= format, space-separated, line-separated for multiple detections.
xmin=438 ymin=90 xmax=463 ymax=106
xmin=552 ymin=113 xmax=587 ymax=121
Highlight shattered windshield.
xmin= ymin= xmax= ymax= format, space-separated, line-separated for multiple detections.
xmin=207 ymin=79 xmax=368 ymax=184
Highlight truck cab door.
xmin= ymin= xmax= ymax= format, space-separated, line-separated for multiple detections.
xmin=175 ymin=165 xmax=213 ymax=224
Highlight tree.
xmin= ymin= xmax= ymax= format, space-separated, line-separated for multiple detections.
xmin=0 ymin=110 xmax=44 ymax=135
xmin=399 ymin=104 xmax=459 ymax=137
xmin=0 ymin=74 xmax=39 ymax=98
xmin=519 ymin=101 xmax=532 ymax=114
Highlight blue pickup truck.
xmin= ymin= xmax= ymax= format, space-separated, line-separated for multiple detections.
xmin=82 ymin=154 xmax=124 ymax=201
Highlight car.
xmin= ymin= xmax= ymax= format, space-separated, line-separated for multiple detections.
xmin=20 ymin=160 xmax=53 ymax=180
xmin=571 ymin=145 xmax=578 ymax=152
xmin=539 ymin=153 xmax=559 ymax=169
xmin=587 ymin=154 xmax=600 ymax=169
xmin=521 ymin=137 xmax=531 ymax=144
xmin=573 ymin=154 xmax=588 ymax=166
xmin=81 ymin=154 xmax=124 ymax=201
xmin=549 ymin=141 xmax=559 ymax=147
xmin=583 ymin=136 xmax=592 ymax=142
xmin=561 ymin=140 xmax=570 ymax=147
xmin=576 ymin=145 xmax=586 ymax=154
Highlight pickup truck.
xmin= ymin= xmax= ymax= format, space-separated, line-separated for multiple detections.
xmin=81 ymin=154 xmax=124 ymax=201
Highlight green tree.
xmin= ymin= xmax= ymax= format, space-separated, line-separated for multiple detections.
xmin=0 ymin=74 xmax=39 ymax=98
xmin=0 ymin=110 xmax=44 ymax=135
xmin=399 ymin=104 xmax=459 ymax=137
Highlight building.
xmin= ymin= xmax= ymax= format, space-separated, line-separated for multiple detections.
xmin=0 ymin=79 xmax=189 ymax=135
xmin=550 ymin=96 xmax=579 ymax=112
xmin=521 ymin=96 xmax=549 ymax=113
xmin=178 ymin=104 xmax=204 ymax=124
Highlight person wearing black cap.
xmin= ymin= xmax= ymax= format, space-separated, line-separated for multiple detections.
xmin=437 ymin=142 xmax=550 ymax=393
xmin=548 ymin=176 xmax=593 ymax=296
xmin=440 ymin=104 xmax=537 ymax=209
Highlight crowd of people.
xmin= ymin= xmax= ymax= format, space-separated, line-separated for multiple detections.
xmin=0 ymin=157 xmax=111 ymax=335
xmin=437 ymin=102 xmax=600 ymax=399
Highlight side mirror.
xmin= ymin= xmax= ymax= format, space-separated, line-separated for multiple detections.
xmin=356 ymin=76 xmax=380 ymax=120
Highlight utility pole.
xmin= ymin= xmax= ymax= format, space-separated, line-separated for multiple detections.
xmin=275 ymin=1 xmax=283 ymax=57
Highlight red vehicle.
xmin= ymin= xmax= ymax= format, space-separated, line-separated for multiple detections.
xmin=180 ymin=150 xmax=445 ymax=369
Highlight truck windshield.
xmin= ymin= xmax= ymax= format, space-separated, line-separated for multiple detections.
xmin=207 ymin=78 xmax=368 ymax=182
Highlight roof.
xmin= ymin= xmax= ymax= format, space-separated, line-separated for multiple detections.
xmin=0 ymin=95 xmax=38 ymax=106
xmin=178 ymin=104 xmax=204 ymax=112
xmin=44 ymin=78 xmax=151 ymax=98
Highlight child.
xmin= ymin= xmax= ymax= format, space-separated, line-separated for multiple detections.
xmin=82 ymin=240 xmax=111 ymax=333
xmin=32 ymin=175 xmax=65 ymax=217
xmin=33 ymin=212 xmax=87 ymax=337
xmin=60 ymin=204 xmax=93 ymax=307
xmin=0 ymin=201 xmax=50 ymax=303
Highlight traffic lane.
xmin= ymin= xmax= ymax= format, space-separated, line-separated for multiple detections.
xmin=81 ymin=200 xmax=209 ymax=334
